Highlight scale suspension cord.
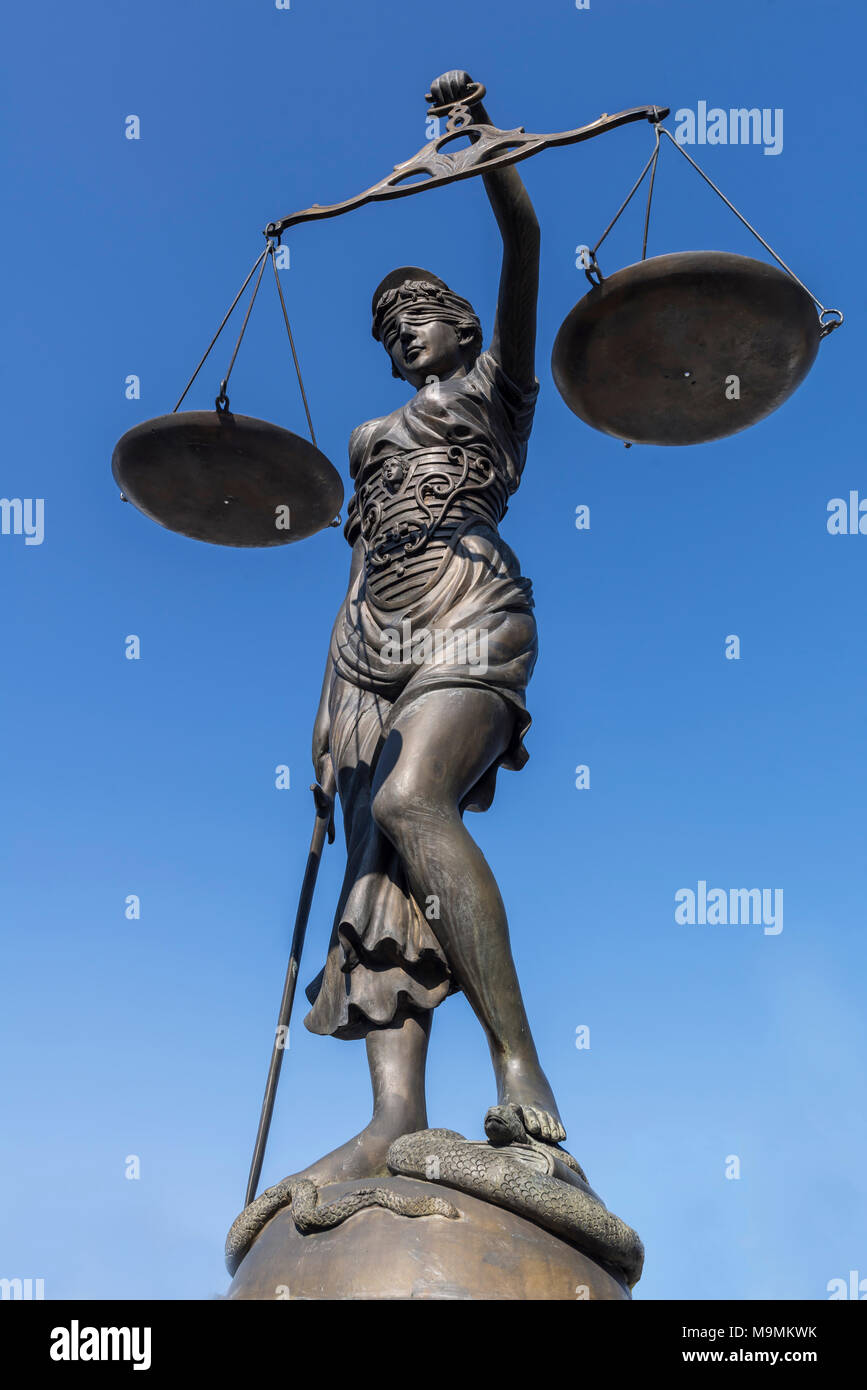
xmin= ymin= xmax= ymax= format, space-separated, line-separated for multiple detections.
xmin=172 ymin=247 xmax=270 ymax=413
xmin=587 ymin=125 xmax=842 ymax=336
xmin=215 ymin=248 xmax=270 ymax=410
xmin=641 ymin=123 xmax=662 ymax=261
xmin=588 ymin=139 xmax=661 ymax=274
xmin=269 ymin=243 xmax=318 ymax=447
xmin=656 ymin=126 xmax=842 ymax=333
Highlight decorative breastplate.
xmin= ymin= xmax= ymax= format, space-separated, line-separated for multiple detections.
xmin=356 ymin=444 xmax=509 ymax=608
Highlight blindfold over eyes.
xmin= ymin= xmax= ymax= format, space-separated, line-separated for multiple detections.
xmin=373 ymin=282 xmax=478 ymax=342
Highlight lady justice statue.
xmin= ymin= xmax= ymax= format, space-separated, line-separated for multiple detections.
xmin=244 ymin=67 xmax=583 ymax=1206
xmin=296 ymin=69 xmax=563 ymax=1187
xmin=221 ymin=70 xmax=646 ymax=1297
xmin=114 ymin=59 xmax=838 ymax=1294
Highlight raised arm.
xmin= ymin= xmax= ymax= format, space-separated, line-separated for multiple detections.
xmin=427 ymin=71 xmax=540 ymax=391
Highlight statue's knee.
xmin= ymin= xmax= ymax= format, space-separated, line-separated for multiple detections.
xmin=371 ymin=778 xmax=411 ymax=840
xmin=372 ymin=773 xmax=438 ymax=843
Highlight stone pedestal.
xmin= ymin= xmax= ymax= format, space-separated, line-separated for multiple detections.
xmin=225 ymin=1174 xmax=632 ymax=1300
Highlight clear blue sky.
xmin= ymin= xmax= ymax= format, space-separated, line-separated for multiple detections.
xmin=2 ymin=0 xmax=865 ymax=1300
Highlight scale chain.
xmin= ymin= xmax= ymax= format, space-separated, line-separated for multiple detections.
xmin=170 ymin=236 xmax=328 ymax=478
xmin=587 ymin=123 xmax=842 ymax=335
xmin=172 ymin=247 xmax=269 ymax=413
xmin=657 ymin=127 xmax=842 ymax=333
xmin=216 ymin=246 xmax=270 ymax=411
xmin=269 ymin=242 xmax=318 ymax=448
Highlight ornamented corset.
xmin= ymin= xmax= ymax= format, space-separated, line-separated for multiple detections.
xmin=356 ymin=443 xmax=510 ymax=609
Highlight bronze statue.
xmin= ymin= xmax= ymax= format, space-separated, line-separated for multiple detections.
xmin=222 ymin=72 xmax=648 ymax=1298
xmin=287 ymin=69 xmax=567 ymax=1190
xmin=113 ymin=62 xmax=841 ymax=1297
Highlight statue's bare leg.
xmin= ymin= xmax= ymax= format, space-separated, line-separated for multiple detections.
xmin=370 ymin=686 xmax=566 ymax=1143
xmin=277 ymin=1012 xmax=431 ymax=1186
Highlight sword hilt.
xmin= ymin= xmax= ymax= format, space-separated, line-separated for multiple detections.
xmin=311 ymin=763 xmax=336 ymax=842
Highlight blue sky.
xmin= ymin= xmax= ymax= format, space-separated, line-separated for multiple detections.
xmin=2 ymin=0 xmax=865 ymax=1300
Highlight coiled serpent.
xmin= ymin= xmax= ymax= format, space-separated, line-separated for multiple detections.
xmin=225 ymin=1177 xmax=458 ymax=1277
xmin=225 ymin=1105 xmax=643 ymax=1287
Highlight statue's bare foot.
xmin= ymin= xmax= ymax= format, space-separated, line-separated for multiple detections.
xmin=488 ymin=1057 xmax=566 ymax=1144
xmin=277 ymin=1109 xmax=424 ymax=1190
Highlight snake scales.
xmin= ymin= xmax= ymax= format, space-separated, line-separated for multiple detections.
xmin=225 ymin=1177 xmax=458 ymax=1277
xmin=225 ymin=1105 xmax=643 ymax=1287
xmin=389 ymin=1121 xmax=644 ymax=1288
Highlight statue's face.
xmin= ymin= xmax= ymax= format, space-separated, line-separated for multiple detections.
xmin=383 ymin=311 xmax=470 ymax=387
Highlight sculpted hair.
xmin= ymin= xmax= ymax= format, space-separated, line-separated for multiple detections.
xmin=372 ymin=281 xmax=483 ymax=378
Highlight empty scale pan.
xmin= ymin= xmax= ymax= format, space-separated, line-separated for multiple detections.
xmin=112 ymin=410 xmax=344 ymax=547
xmin=551 ymin=251 xmax=824 ymax=447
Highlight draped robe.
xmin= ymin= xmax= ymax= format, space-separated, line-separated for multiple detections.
xmin=304 ymin=350 xmax=539 ymax=1039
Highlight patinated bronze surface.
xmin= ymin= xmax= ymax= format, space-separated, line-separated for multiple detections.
xmin=103 ymin=53 xmax=849 ymax=1298
xmin=226 ymin=1176 xmax=633 ymax=1301
xmin=111 ymin=409 xmax=343 ymax=546
xmin=299 ymin=69 xmax=564 ymax=1162
xmin=228 ymin=1122 xmax=643 ymax=1290
xmin=222 ymin=69 xmax=645 ymax=1298
xmin=552 ymin=250 xmax=822 ymax=445
xmin=264 ymin=95 xmax=668 ymax=238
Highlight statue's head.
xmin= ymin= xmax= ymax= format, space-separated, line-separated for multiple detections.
xmin=372 ymin=268 xmax=482 ymax=387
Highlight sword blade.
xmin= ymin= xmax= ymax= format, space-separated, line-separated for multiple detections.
xmin=243 ymin=773 xmax=335 ymax=1208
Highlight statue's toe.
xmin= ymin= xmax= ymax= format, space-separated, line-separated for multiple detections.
xmin=485 ymin=1101 xmax=568 ymax=1147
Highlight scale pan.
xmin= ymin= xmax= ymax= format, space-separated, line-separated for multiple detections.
xmin=112 ymin=411 xmax=344 ymax=547
xmin=551 ymin=251 xmax=821 ymax=446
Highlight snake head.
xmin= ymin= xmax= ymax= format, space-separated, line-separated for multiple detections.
xmin=483 ymin=1104 xmax=526 ymax=1147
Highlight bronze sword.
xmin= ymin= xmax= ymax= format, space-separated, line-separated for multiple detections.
xmin=244 ymin=766 xmax=336 ymax=1208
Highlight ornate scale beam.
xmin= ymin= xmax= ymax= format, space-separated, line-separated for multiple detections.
xmin=265 ymin=95 xmax=669 ymax=237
